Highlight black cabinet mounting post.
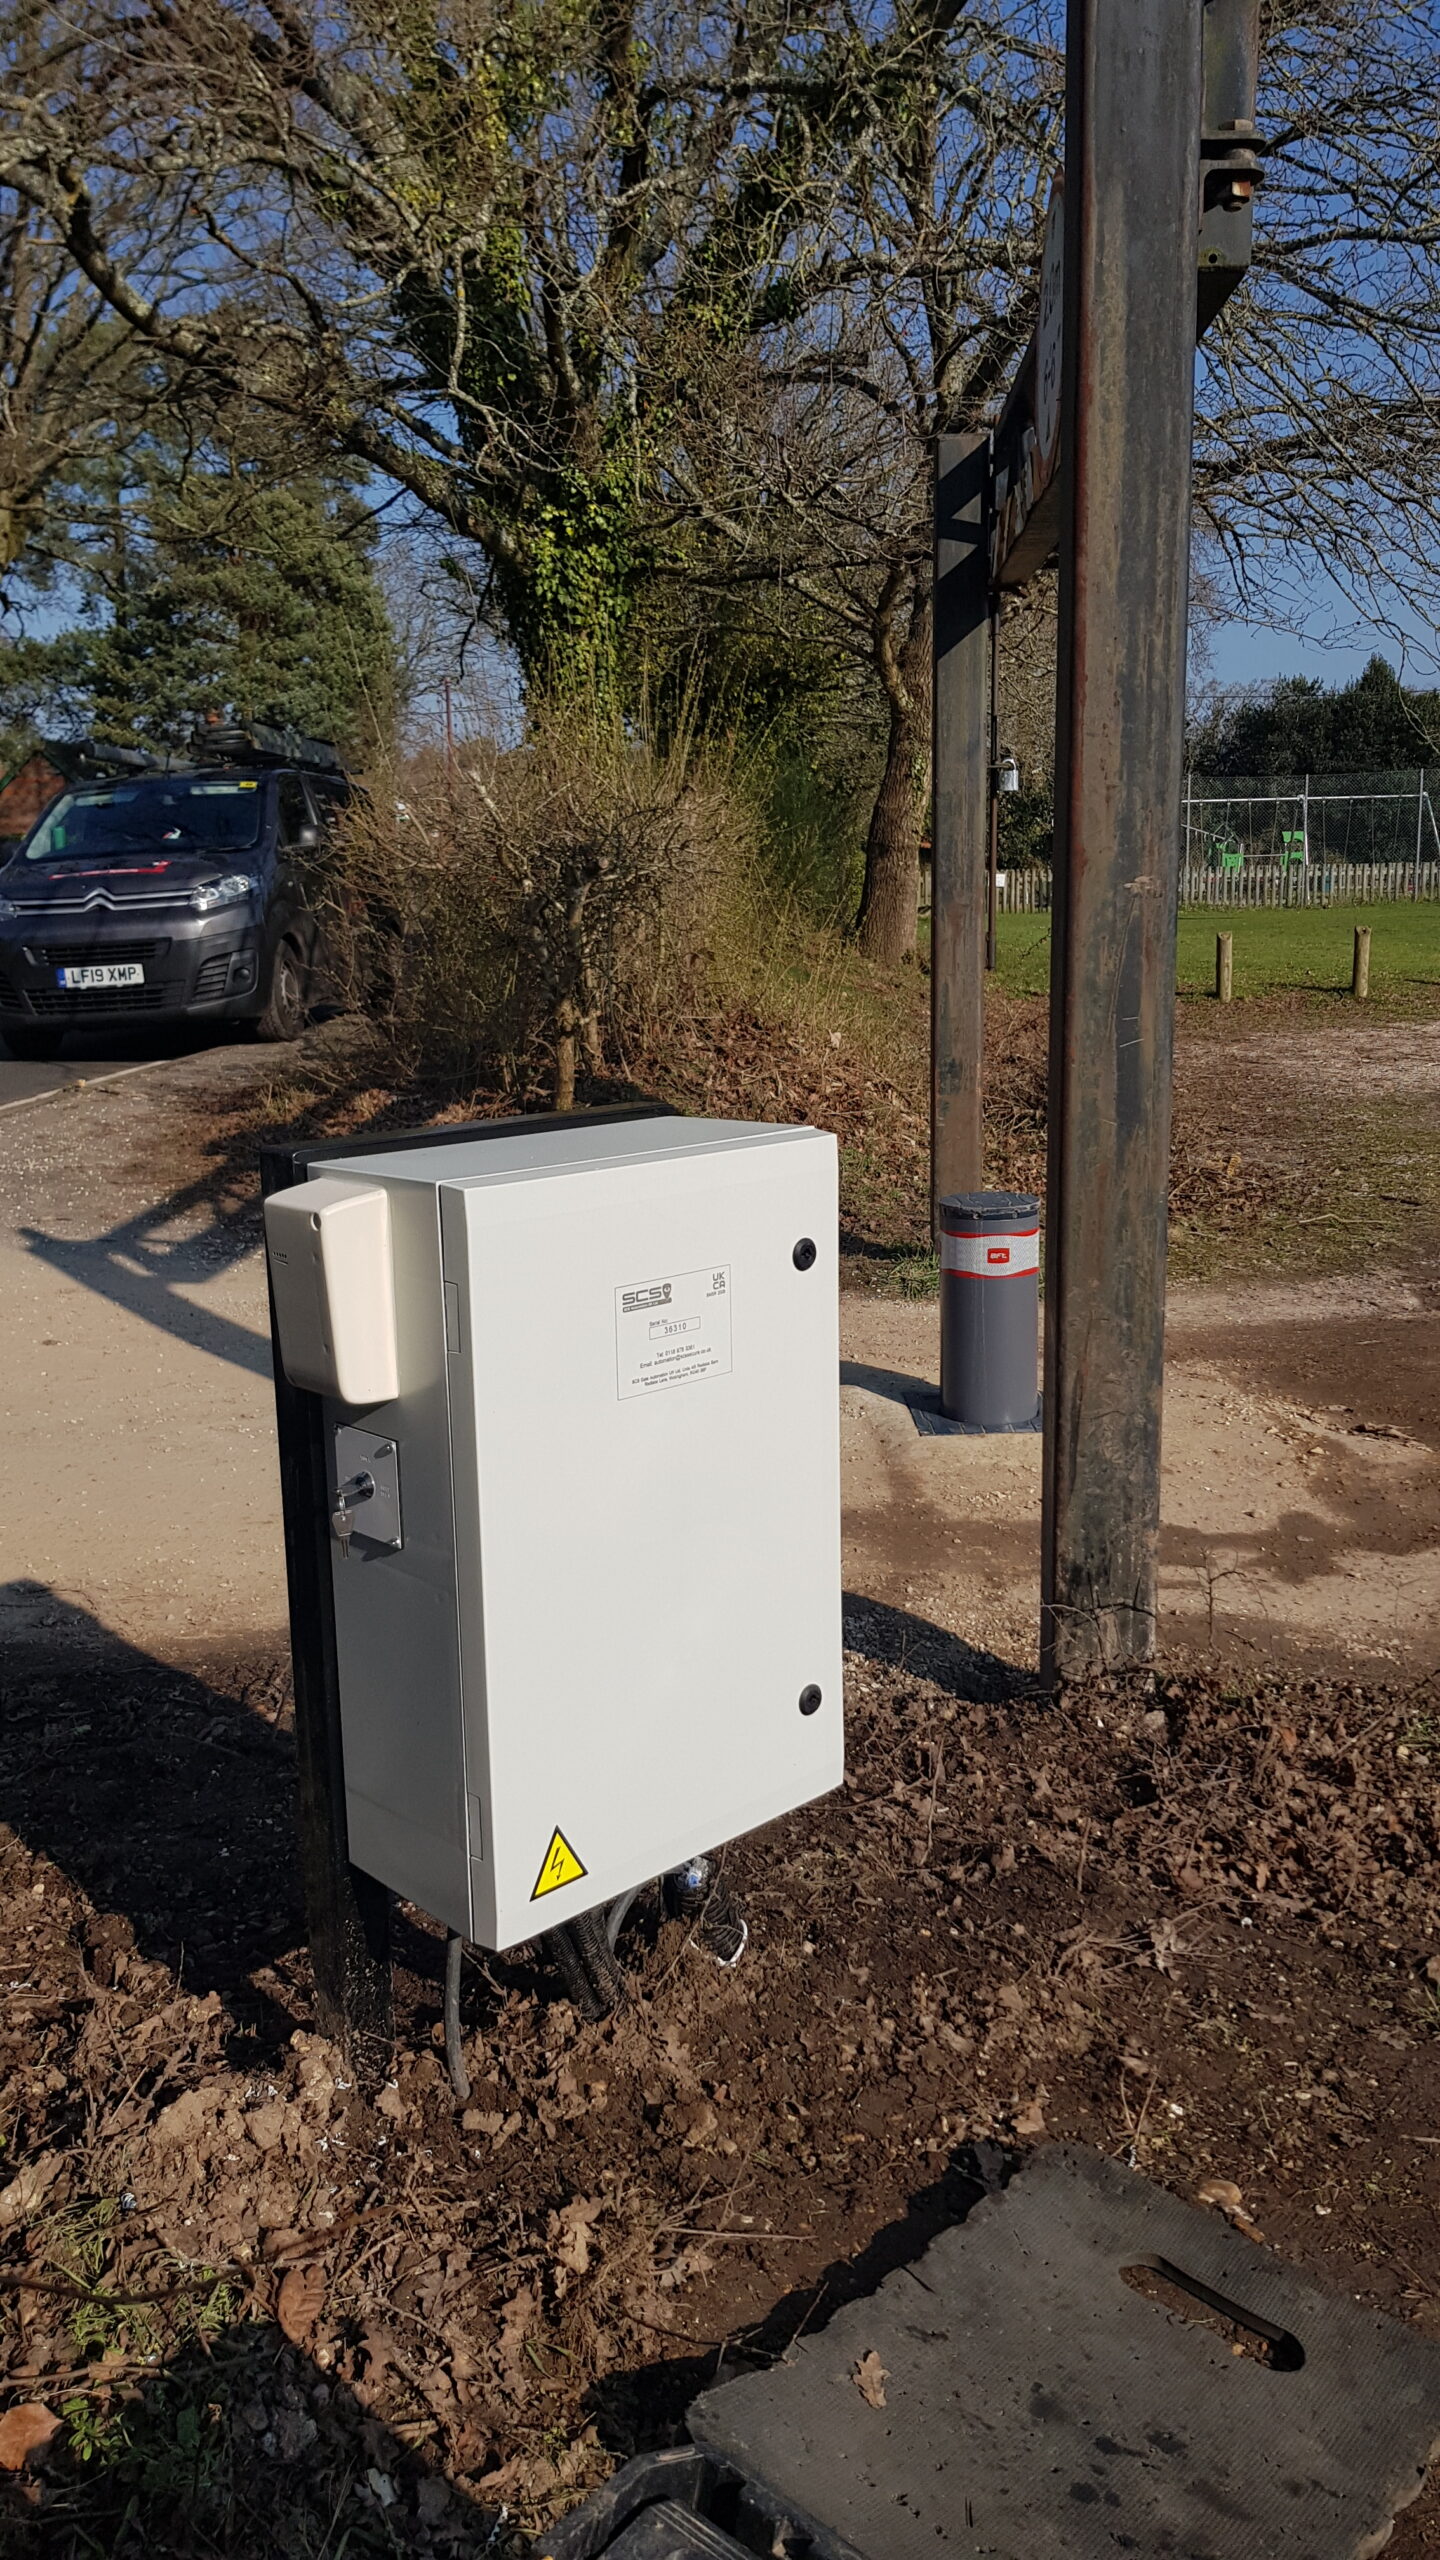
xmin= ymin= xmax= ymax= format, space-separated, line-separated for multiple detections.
xmin=261 ymin=1139 xmax=394 ymax=2068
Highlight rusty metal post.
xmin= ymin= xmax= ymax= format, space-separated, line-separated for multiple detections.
xmin=1040 ymin=0 xmax=1204 ymax=1682
xmin=932 ymin=433 xmax=991 ymax=1212
xmin=986 ymin=599 xmax=1001 ymax=973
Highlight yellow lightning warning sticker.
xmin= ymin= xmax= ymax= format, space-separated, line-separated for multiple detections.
xmin=530 ymin=1828 xmax=587 ymax=1900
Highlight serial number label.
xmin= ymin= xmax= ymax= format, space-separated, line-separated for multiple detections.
xmin=615 ymin=1265 xmax=731 ymax=1400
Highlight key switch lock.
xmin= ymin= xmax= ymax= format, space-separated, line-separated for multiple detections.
xmin=330 ymin=1426 xmax=404 ymax=1556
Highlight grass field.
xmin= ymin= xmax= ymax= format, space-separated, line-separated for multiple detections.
xmin=992 ymin=900 xmax=1440 ymax=1002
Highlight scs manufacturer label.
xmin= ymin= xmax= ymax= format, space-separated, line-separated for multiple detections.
xmin=615 ymin=1265 xmax=731 ymax=1399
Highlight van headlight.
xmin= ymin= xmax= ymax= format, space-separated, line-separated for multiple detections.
xmin=191 ymin=873 xmax=256 ymax=914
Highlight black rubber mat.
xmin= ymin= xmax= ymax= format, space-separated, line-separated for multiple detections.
xmin=583 ymin=2504 xmax=750 ymax=2558
xmin=689 ymin=2142 xmax=1440 ymax=2558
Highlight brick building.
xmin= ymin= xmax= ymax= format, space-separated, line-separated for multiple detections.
xmin=0 ymin=744 xmax=94 ymax=857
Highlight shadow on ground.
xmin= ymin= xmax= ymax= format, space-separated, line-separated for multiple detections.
xmin=19 ymin=1165 xmax=272 ymax=1378
xmin=842 ymin=1591 xmax=1035 ymax=1704
xmin=0 ymin=2320 xmax=501 ymax=2558
xmin=585 ymin=2145 xmax=999 ymax=2464
xmin=0 ymin=1586 xmax=604 ymax=2069
xmin=1 ymin=2149 xmax=1008 ymax=2558
xmin=0 ymin=1585 xmax=307 ymax=2058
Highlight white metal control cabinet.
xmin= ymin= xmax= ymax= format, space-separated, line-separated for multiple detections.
xmin=302 ymin=1116 xmax=841 ymax=1950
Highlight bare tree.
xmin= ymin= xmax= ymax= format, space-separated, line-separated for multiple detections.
xmin=655 ymin=4 xmax=1058 ymax=957
xmin=0 ymin=196 xmax=164 ymax=605
xmin=0 ymin=0 xmax=929 ymax=702
xmin=1194 ymin=4 xmax=1440 ymax=656
xmin=2 ymin=0 xmax=1436 ymax=972
xmin=662 ymin=0 xmax=1440 ymax=959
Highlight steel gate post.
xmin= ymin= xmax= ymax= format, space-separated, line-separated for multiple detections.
xmin=1040 ymin=0 xmax=1204 ymax=1681
xmin=931 ymin=432 xmax=991 ymax=1214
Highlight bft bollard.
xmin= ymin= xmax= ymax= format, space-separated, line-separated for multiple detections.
xmin=939 ymin=1191 xmax=1042 ymax=1431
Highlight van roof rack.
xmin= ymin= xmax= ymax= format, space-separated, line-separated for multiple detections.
xmin=69 ymin=738 xmax=164 ymax=779
xmin=191 ymin=720 xmax=347 ymax=777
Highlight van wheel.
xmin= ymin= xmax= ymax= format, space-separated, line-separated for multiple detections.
xmin=254 ymin=937 xmax=307 ymax=1042
xmin=2 ymin=1024 xmax=64 ymax=1061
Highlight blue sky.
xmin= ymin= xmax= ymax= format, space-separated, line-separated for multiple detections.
xmin=1198 ymin=560 xmax=1440 ymax=693
xmin=1207 ymin=612 xmax=1438 ymax=690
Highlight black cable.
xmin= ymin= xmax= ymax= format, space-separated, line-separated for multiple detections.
xmin=444 ymin=1928 xmax=470 ymax=2102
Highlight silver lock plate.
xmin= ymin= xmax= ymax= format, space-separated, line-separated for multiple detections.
xmin=332 ymin=1425 xmax=403 ymax=1551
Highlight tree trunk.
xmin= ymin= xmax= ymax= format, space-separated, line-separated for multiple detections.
xmin=856 ymin=597 xmax=932 ymax=965
xmin=553 ymin=998 xmax=579 ymax=1109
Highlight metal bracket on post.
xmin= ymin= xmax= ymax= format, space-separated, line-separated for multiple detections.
xmin=1197 ymin=0 xmax=1263 ymax=332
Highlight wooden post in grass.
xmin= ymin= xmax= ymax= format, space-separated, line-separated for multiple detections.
xmin=1352 ymin=927 xmax=1371 ymax=1000
xmin=1215 ymin=932 xmax=1233 ymax=1003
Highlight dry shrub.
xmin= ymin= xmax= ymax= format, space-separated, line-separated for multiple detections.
xmin=330 ymin=713 xmax=757 ymax=1107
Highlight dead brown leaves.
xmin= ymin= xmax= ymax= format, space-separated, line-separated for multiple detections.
xmin=0 ymin=2154 xmax=62 ymax=2228
xmin=847 ymin=1651 xmax=1440 ymax=1939
xmin=0 ymin=2403 xmax=60 ymax=2470
xmin=277 ymin=2261 xmax=327 ymax=2346
xmin=548 ymin=2196 xmax=605 ymax=2293
xmin=1195 ymin=2177 xmax=1259 ymax=2234
xmin=853 ymin=2350 xmax=888 ymax=2410
xmin=2 ymin=1612 xmax=1437 ymax=2555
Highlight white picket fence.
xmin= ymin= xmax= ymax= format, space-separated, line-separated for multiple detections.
xmin=996 ymin=857 xmax=1440 ymax=914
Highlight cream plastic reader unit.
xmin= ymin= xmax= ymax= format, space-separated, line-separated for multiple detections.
xmin=300 ymin=1115 xmax=843 ymax=1951
xmin=264 ymin=1175 xmax=400 ymax=1405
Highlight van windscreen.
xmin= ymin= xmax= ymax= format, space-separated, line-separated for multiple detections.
xmin=25 ymin=776 xmax=266 ymax=861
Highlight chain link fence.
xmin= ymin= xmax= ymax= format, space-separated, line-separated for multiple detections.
xmin=994 ymin=769 xmax=1440 ymax=911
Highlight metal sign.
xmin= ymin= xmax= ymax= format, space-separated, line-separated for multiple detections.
xmin=988 ymin=2 xmax=1259 ymax=592
xmin=1033 ymin=179 xmax=1065 ymax=474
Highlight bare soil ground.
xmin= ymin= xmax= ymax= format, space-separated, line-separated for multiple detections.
xmin=842 ymin=1275 xmax=1440 ymax=1685
xmin=1 ymin=987 xmax=1438 ymax=2555
xmin=2 ymin=1625 xmax=1439 ymax=2555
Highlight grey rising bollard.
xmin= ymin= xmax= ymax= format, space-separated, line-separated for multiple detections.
xmin=939 ymin=1191 xmax=1042 ymax=1431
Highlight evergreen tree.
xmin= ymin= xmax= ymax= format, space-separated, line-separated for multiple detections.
xmin=1192 ymin=656 xmax=1440 ymax=777
xmin=2 ymin=458 xmax=400 ymax=759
